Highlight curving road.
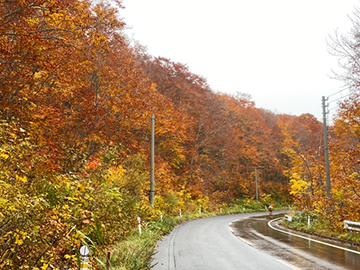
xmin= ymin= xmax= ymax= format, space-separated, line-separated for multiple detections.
xmin=231 ymin=214 xmax=360 ymax=270
xmin=151 ymin=211 xmax=292 ymax=270
xmin=151 ymin=212 xmax=360 ymax=270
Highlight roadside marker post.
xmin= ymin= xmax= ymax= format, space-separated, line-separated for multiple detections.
xmin=79 ymin=245 xmax=90 ymax=270
xmin=179 ymin=209 xmax=182 ymax=218
xmin=137 ymin=216 xmax=142 ymax=235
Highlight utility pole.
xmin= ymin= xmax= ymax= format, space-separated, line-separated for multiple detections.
xmin=255 ymin=166 xmax=259 ymax=201
xmin=150 ymin=114 xmax=155 ymax=206
xmin=322 ymin=96 xmax=331 ymax=198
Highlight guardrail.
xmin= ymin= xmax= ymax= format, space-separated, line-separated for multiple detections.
xmin=344 ymin=220 xmax=360 ymax=232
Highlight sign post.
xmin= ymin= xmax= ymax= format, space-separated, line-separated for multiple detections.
xmin=79 ymin=245 xmax=90 ymax=270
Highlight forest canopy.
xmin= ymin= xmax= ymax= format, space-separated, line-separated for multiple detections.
xmin=0 ymin=0 xmax=359 ymax=269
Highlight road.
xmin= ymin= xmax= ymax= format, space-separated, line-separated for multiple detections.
xmin=151 ymin=212 xmax=360 ymax=270
xmin=231 ymin=214 xmax=360 ymax=270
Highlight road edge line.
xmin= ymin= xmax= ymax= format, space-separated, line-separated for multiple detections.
xmin=268 ymin=218 xmax=360 ymax=255
xmin=237 ymin=236 xmax=254 ymax=246
xmin=276 ymin=259 xmax=301 ymax=270
xmin=229 ymin=221 xmax=254 ymax=246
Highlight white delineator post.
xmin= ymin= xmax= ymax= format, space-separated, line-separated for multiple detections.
xmin=80 ymin=245 xmax=90 ymax=270
xmin=137 ymin=216 xmax=142 ymax=235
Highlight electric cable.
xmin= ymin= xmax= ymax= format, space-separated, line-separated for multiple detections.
xmin=328 ymin=92 xmax=352 ymax=104
xmin=327 ymin=86 xmax=349 ymax=98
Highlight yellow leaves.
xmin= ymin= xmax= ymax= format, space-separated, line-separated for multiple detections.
xmin=33 ymin=226 xmax=40 ymax=234
xmin=64 ymin=254 xmax=75 ymax=259
xmin=31 ymin=261 xmax=48 ymax=270
xmin=196 ymin=196 xmax=209 ymax=209
xmin=313 ymin=200 xmax=325 ymax=213
xmin=41 ymin=263 xmax=49 ymax=270
xmin=33 ymin=70 xmax=48 ymax=80
xmin=48 ymin=12 xmax=65 ymax=24
xmin=15 ymin=237 xmax=24 ymax=246
xmin=0 ymin=197 xmax=8 ymax=206
xmin=0 ymin=152 xmax=9 ymax=159
xmin=14 ymin=230 xmax=27 ymax=246
xmin=280 ymin=146 xmax=295 ymax=157
xmin=106 ymin=165 xmax=126 ymax=183
xmin=16 ymin=175 xmax=28 ymax=183
xmin=91 ymin=34 xmax=109 ymax=53
xmin=65 ymin=196 xmax=78 ymax=202
xmin=289 ymin=172 xmax=310 ymax=196
xmin=25 ymin=17 xmax=40 ymax=26
xmin=150 ymin=83 xmax=157 ymax=91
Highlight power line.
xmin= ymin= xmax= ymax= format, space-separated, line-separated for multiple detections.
xmin=324 ymin=87 xmax=360 ymax=124
xmin=328 ymin=92 xmax=352 ymax=105
xmin=328 ymin=106 xmax=339 ymax=112
xmin=327 ymin=86 xmax=349 ymax=98
xmin=325 ymin=87 xmax=352 ymax=122
xmin=321 ymin=87 xmax=359 ymax=198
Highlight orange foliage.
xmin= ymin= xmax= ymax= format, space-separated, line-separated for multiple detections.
xmin=0 ymin=0 xmax=331 ymax=268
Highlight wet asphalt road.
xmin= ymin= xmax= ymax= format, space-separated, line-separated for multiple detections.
xmin=152 ymin=211 xmax=291 ymax=270
xmin=230 ymin=214 xmax=360 ymax=270
xmin=151 ymin=212 xmax=360 ymax=270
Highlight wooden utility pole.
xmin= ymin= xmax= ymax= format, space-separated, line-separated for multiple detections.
xmin=255 ymin=166 xmax=259 ymax=201
xmin=322 ymin=96 xmax=331 ymax=198
xmin=150 ymin=114 xmax=155 ymax=206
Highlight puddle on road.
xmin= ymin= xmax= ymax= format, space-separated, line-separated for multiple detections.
xmin=230 ymin=214 xmax=360 ymax=270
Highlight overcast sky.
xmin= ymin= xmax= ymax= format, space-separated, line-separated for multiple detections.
xmin=120 ymin=0 xmax=359 ymax=120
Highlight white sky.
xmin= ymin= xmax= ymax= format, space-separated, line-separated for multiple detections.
xmin=120 ymin=0 xmax=359 ymax=120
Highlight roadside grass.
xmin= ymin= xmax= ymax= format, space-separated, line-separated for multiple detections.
xmin=96 ymin=200 xmax=290 ymax=269
xmin=98 ymin=214 xmax=208 ymax=270
xmin=281 ymin=210 xmax=360 ymax=245
xmin=106 ymin=230 xmax=158 ymax=270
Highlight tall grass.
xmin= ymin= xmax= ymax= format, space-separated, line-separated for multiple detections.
xmin=108 ymin=230 xmax=158 ymax=270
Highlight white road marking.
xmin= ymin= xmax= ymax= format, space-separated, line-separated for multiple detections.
xmin=268 ymin=218 xmax=360 ymax=255
xmin=229 ymin=221 xmax=254 ymax=246
xmin=237 ymin=236 xmax=254 ymax=246
xmin=277 ymin=259 xmax=301 ymax=270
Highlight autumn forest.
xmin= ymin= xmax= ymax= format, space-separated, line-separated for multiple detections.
xmin=1 ymin=0 xmax=360 ymax=269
